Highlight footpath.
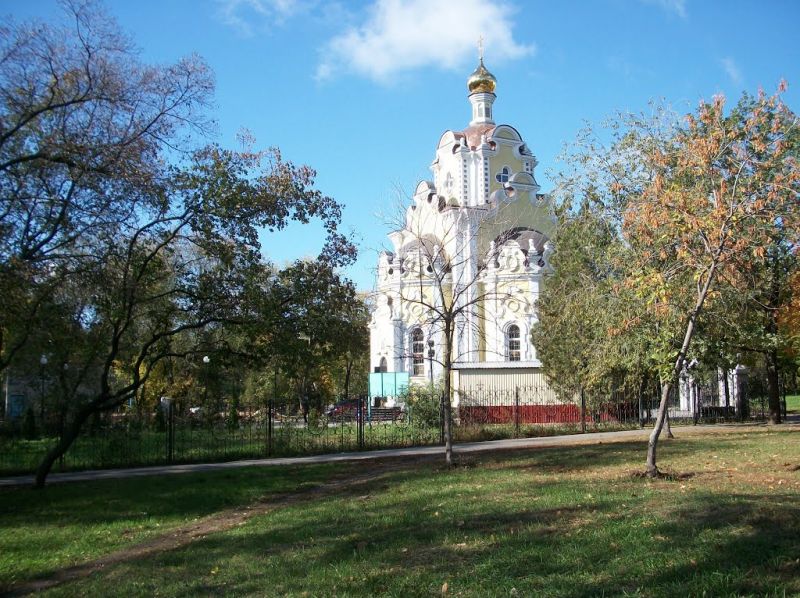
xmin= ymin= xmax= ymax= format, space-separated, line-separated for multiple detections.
xmin=2 ymin=420 xmax=797 ymax=488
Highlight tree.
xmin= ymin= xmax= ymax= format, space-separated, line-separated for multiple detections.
xmin=619 ymin=88 xmax=799 ymax=475
xmin=543 ymin=88 xmax=798 ymax=476
xmin=31 ymin=141 xmax=354 ymax=487
xmin=0 ymin=0 xmax=213 ymax=373
xmin=380 ymin=184 xmax=554 ymax=465
xmin=0 ymin=3 xmax=358 ymax=486
xmin=260 ymin=260 xmax=368 ymax=410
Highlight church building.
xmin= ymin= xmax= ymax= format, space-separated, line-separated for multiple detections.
xmin=369 ymin=57 xmax=557 ymax=397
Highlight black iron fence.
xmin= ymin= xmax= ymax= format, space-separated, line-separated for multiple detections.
xmin=0 ymin=380 xmax=772 ymax=476
xmin=0 ymin=397 xmax=445 ymax=476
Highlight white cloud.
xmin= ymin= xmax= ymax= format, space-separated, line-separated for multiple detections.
xmin=216 ymin=0 xmax=302 ymax=37
xmin=721 ymin=57 xmax=743 ymax=86
xmin=316 ymin=0 xmax=534 ymax=83
xmin=640 ymin=0 xmax=687 ymax=18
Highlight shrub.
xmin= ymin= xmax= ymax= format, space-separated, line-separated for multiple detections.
xmin=21 ymin=407 xmax=38 ymax=440
xmin=402 ymin=384 xmax=442 ymax=428
xmin=226 ymin=400 xmax=240 ymax=431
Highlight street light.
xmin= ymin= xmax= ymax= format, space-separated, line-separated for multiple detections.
xmin=427 ymin=339 xmax=435 ymax=386
xmin=39 ymin=354 xmax=48 ymax=425
xmin=202 ymin=355 xmax=211 ymax=414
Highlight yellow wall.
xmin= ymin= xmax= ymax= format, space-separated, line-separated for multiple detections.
xmin=488 ymin=146 xmax=522 ymax=195
xmin=477 ymin=197 xmax=555 ymax=254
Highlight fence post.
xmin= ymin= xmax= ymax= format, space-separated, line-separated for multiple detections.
xmin=358 ymin=397 xmax=365 ymax=450
xmin=267 ymin=398 xmax=273 ymax=458
xmin=439 ymin=393 xmax=445 ymax=445
xmin=167 ymin=401 xmax=175 ymax=464
xmin=580 ymin=388 xmax=586 ymax=434
xmin=514 ymin=386 xmax=520 ymax=437
xmin=164 ymin=405 xmax=169 ymax=464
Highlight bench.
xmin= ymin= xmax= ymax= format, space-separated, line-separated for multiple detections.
xmin=368 ymin=407 xmax=404 ymax=422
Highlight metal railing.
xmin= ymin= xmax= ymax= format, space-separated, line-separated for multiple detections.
xmin=0 ymin=382 xmax=771 ymax=476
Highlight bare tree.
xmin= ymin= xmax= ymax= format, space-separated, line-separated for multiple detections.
xmin=374 ymin=181 xmax=554 ymax=465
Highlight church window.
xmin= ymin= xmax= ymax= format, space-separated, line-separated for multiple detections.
xmin=379 ymin=357 xmax=388 ymax=373
xmin=444 ymin=173 xmax=454 ymax=194
xmin=507 ymin=325 xmax=521 ymax=362
xmin=411 ymin=328 xmax=424 ymax=376
xmin=495 ymin=166 xmax=511 ymax=183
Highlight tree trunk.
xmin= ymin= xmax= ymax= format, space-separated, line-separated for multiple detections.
xmin=722 ymin=367 xmax=730 ymax=409
xmin=765 ymin=349 xmax=782 ymax=424
xmin=343 ymin=358 xmax=352 ymax=400
xmin=646 ymin=381 xmax=673 ymax=476
xmin=35 ymin=404 xmax=94 ymax=488
xmin=442 ymin=325 xmax=453 ymax=466
xmin=664 ymin=410 xmax=674 ymax=439
xmin=646 ymin=259 xmax=719 ymax=476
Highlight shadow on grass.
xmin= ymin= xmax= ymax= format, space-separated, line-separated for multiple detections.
xmin=0 ymin=463 xmax=349 ymax=590
xmin=639 ymin=491 xmax=800 ymax=595
xmin=43 ymin=456 xmax=800 ymax=596
xmin=6 ymin=432 xmax=799 ymax=596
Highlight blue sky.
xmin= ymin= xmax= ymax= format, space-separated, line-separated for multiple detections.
xmin=6 ymin=0 xmax=800 ymax=290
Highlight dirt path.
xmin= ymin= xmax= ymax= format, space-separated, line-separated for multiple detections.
xmin=4 ymin=457 xmax=431 ymax=597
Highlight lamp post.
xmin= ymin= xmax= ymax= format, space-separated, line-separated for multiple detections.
xmin=39 ymin=354 xmax=48 ymax=425
xmin=298 ymin=333 xmax=311 ymax=423
xmin=202 ymin=355 xmax=210 ymax=414
xmin=427 ymin=339 xmax=435 ymax=387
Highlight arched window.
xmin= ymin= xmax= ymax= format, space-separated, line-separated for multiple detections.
xmin=507 ymin=325 xmax=521 ymax=362
xmin=379 ymin=357 xmax=388 ymax=373
xmin=411 ymin=329 xmax=424 ymax=376
xmin=444 ymin=172 xmax=454 ymax=194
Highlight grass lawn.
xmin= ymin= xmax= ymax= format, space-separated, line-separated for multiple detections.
xmin=2 ymin=427 xmax=799 ymax=596
xmin=0 ymin=463 xmax=348 ymax=589
xmin=787 ymin=394 xmax=800 ymax=413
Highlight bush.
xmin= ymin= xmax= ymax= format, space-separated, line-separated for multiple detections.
xmin=402 ymin=384 xmax=442 ymax=428
xmin=153 ymin=405 xmax=166 ymax=431
xmin=21 ymin=407 xmax=38 ymax=439
xmin=226 ymin=400 xmax=240 ymax=431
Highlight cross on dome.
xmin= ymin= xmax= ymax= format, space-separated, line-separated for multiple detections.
xmin=467 ymin=41 xmax=497 ymax=95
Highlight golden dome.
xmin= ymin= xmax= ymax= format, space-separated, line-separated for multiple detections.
xmin=467 ymin=58 xmax=497 ymax=94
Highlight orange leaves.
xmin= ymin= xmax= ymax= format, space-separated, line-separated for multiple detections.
xmin=616 ymin=84 xmax=799 ymax=346
xmin=777 ymin=271 xmax=800 ymax=340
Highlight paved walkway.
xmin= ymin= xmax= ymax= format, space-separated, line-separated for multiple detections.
xmin=2 ymin=421 xmax=796 ymax=488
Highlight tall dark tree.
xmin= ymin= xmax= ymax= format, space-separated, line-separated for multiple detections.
xmin=0 ymin=0 xmax=213 ymax=373
xmin=32 ymin=144 xmax=354 ymax=487
xmin=0 ymin=3 xmax=357 ymax=486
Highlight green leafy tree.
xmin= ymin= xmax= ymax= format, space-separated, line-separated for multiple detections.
xmin=31 ymin=143 xmax=353 ymax=487
xmin=545 ymin=89 xmax=798 ymax=477
xmin=265 ymin=261 xmax=367 ymax=411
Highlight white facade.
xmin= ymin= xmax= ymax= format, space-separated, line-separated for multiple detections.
xmin=369 ymin=60 xmax=556 ymax=385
